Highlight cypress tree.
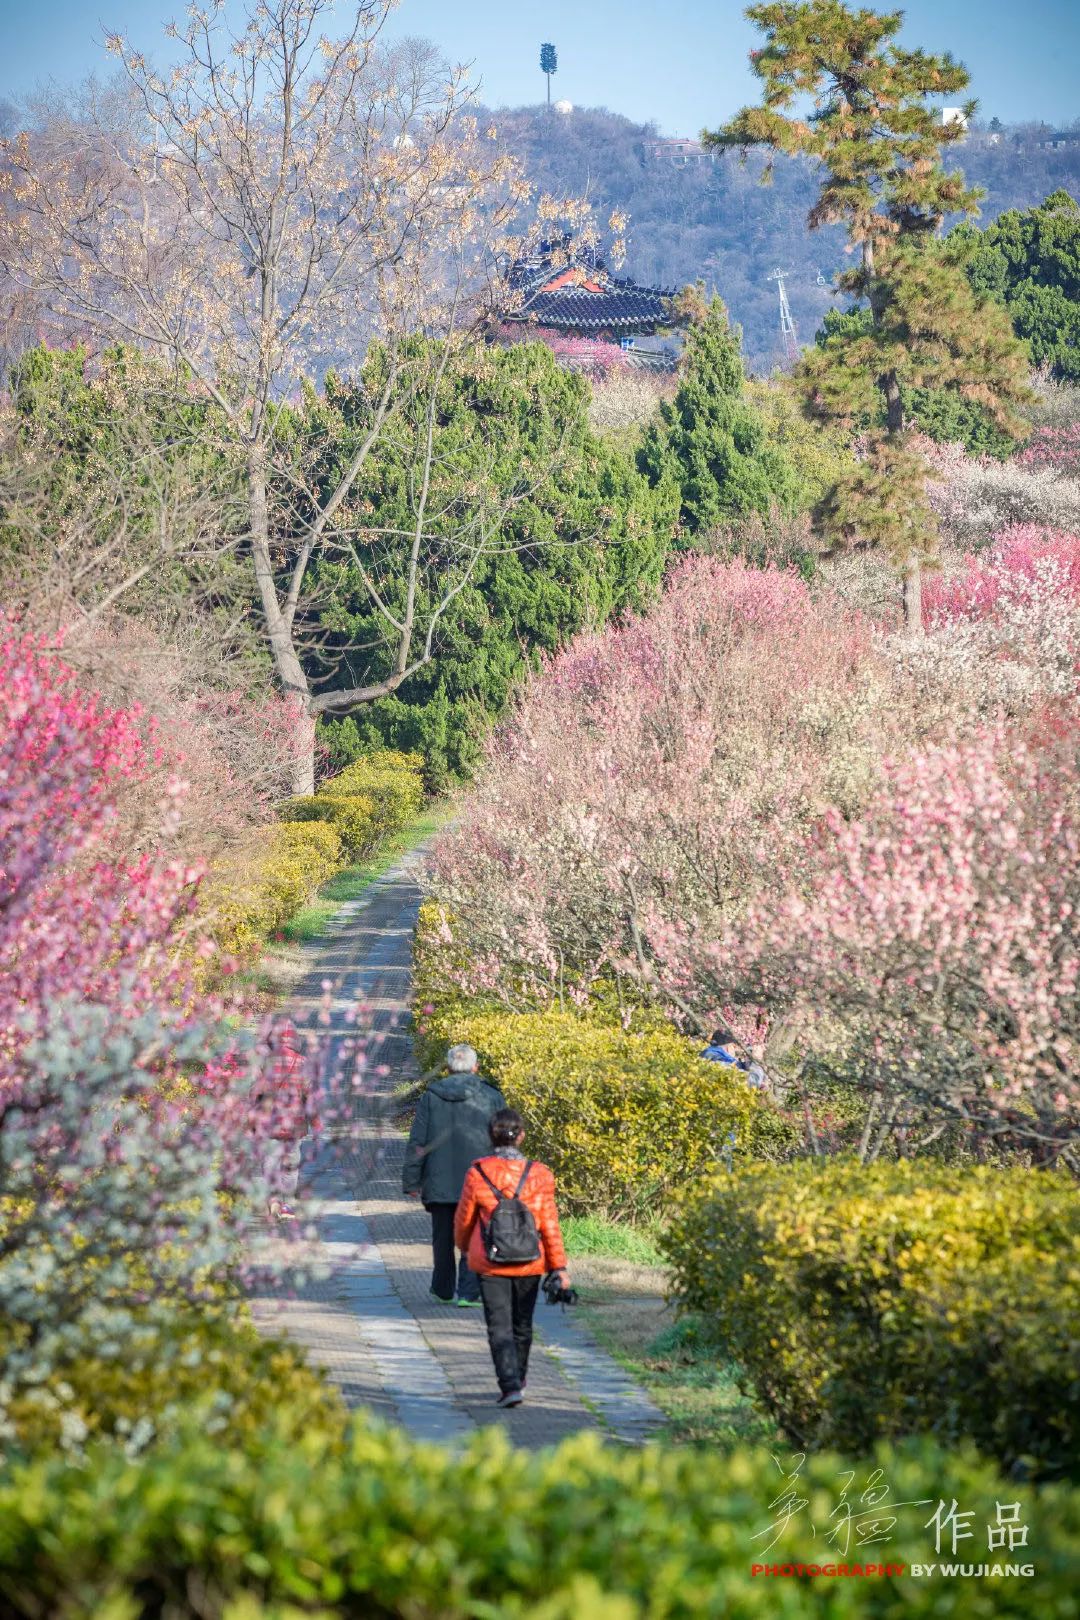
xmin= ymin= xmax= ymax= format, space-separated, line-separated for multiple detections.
xmin=640 ymin=296 xmax=799 ymax=537
xmin=708 ymin=1 xmax=1031 ymax=627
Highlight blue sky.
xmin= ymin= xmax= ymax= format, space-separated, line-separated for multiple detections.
xmin=1 ymin=0 xmax=1076 ymax=132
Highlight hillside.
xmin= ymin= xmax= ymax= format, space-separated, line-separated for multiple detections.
xmin=488 ymin=104 xmax=1080 ymax=370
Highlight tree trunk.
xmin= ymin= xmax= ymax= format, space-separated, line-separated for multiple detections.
xmin=883 ymin=380 xmax=904 ymax=435
xmin=902 ymin=555 xmax=923 ymax=634
xmin=246 ymin=448 xmax=317 ymax=796
xmin=881 ymin=368 xmax=924 ymax=634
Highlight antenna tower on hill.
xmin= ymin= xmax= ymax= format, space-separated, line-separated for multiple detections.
xmin=767 ymin=267 xmax=799 ymax=364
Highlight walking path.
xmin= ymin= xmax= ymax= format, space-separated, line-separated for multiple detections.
xmin=252 ymin=847 xmax=664 ymax=1450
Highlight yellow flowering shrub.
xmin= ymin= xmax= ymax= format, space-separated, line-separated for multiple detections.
xmin=327 ymin=749 xmax=424 ymax=835
xmin=200 ymin=818 xmax=343 ymax=962
xmin=283 ymin=748 xmax=425 ymax=860
xmin=419 ymin=1008 xmax=798 ymax=1220
xmin=275 ymin=817 xmax=343 ymax=878
xmin=284 ymin=791 xmax=380 ymax=860
xmin=665 ymin=1159 xmax=1080 ymax=1476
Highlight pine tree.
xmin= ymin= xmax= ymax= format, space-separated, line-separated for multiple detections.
xmin=640 ymin=296 xmax=800 ymax=535
xmin=707 ymin=1 xmax=1031 ymax=627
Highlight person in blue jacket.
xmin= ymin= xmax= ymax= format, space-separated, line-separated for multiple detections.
xmin=701 ymin=1026 xmax=768 ymax=1090
xmin=700 ymin=1026 xmax=740 ymax=1065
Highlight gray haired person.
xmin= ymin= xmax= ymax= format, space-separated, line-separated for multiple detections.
xmin=402 ymin=1044 xmax=506 ymax=1305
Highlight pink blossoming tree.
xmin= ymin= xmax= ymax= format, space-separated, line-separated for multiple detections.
xmin=432 ymin=551 xmax=1080 ymax=1168
xmin=429 ymin=558 xmax=888 ymax=1014
xmin=654 ymin=727 xmax=1080 ymax=1168
xmin=0 ymin=628 xmax=321 ymax=1439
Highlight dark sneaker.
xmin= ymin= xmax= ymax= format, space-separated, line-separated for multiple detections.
xmin=429 ymin=1289 xmax=454 ymax=1303
xmin=456 ymin=1296 xmax=482 ymax=1308
xmin=496 ymin=1388 xmax=523 ymax=1408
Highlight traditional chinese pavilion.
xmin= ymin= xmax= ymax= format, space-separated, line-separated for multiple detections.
xmin=501 ymin=240 xmax=678 ymax=369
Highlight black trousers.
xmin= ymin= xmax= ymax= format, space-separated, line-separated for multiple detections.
xmin=426 ymin=1202 xmax=480 ymax=1301
xmin=478 ymin=1273 xmax=540 ymax=1393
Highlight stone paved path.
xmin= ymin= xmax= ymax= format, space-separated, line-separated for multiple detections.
xmin=252 ymin=847 xmax=664 ymax=1450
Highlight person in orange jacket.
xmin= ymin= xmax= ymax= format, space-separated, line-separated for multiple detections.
xmin=454 ymin=1108 xmax=571 ymax=1408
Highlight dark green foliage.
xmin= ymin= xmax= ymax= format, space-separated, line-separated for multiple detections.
xmin=317 ymin=713 xmax=368 ymax=775
xmin=905 ymin=385 xmax=1019 ymax=459
xmin=3 ymin=343 xmax=256 ymax=649
xmin=815 ymin=308 xmax=1019 ymax=457
xmin=639 ymin=298 xmax=799 ymax=537
xmin=952 ymin=189 xmax=1080 ymax=381
xmin=4 ymin=1415 xmax=1079 ymax=1615
xmin=7 ymin=343 xmax=237 ymax=520
xmin=284 ymin=342 xmax=675 ymax=786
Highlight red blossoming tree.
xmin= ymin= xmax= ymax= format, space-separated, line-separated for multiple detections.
xmin=0 ymin=627 xmax=323 ymax=1437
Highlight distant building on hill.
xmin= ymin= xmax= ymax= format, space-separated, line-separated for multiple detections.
xmin=641 ymin=135 xmax=716 ymax=165
xmin=940 ymin=106 xmax=969 ymax=131
xmin=499 ymin=239 xmax=680 ymax=372
xmin=1036 ymin=128 xmax=1080 ymax=149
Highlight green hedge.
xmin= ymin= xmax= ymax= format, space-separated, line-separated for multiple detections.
xmin=2 ymin=1418 xmax=1077 ymax=1617
xmin=1 ymin=1308 xmax=345 ymax=1458
xmin=416 ymin=1017 xmax=797 ymax=1223
xmin=413 ymin=901 xmax=798 ymax=1217
xmin=665 ymin=1159 xmax=1080 ymax=1477
xmin=284 ymin=789 xmax=381 ymax=860
xmin=284 ymin=749 xmax=424 ymax=860
xmin=196 ymin=818 xmax=345 ymax=966
xmin=327 ymin=749 xmax=424 ymax=834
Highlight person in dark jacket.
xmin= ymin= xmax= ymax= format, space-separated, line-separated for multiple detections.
xmin=402 ymin=1043 xmax=505 ymax=1306
xmin=700 ymin=1025 xmax=768 ymax=1090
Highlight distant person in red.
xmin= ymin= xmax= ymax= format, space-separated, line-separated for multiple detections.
xmin=454 ymin=1109 xmax=571 ymax=1408
xmin=256 ymin=1020 xmax=312 ymax=1221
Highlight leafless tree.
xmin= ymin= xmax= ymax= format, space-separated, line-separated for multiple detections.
xmin=1 ymin=1 xmax=601 ymax=791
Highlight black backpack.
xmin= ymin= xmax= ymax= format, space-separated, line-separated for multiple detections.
xmin=475 ymin=1161 xmax=541 ymax=1266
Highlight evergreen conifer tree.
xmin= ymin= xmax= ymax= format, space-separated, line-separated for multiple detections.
xmin=708 ymin=1 xmax=1031 ymax=627
xmin=640 ymin=296 xmax=799 ymax=536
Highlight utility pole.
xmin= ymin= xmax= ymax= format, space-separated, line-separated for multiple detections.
xmin=767 ymin=267 xmax=799 ymax=365
xmin=540 ymin=42 xmax=558 ymax=107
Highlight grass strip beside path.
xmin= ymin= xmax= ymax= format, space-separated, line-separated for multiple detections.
xmin=562 ymin=1214 xmax=776 ymax=1449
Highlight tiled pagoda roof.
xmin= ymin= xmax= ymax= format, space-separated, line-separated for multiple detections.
xmin=504 ymin=243 xmax=675 ymax=334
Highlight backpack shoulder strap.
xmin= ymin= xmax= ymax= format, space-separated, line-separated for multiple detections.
xmin=475 ymin=1162 xmax=505 ymax=1200
xmin=514 ymin=1160 xmax=534 ymax=1198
